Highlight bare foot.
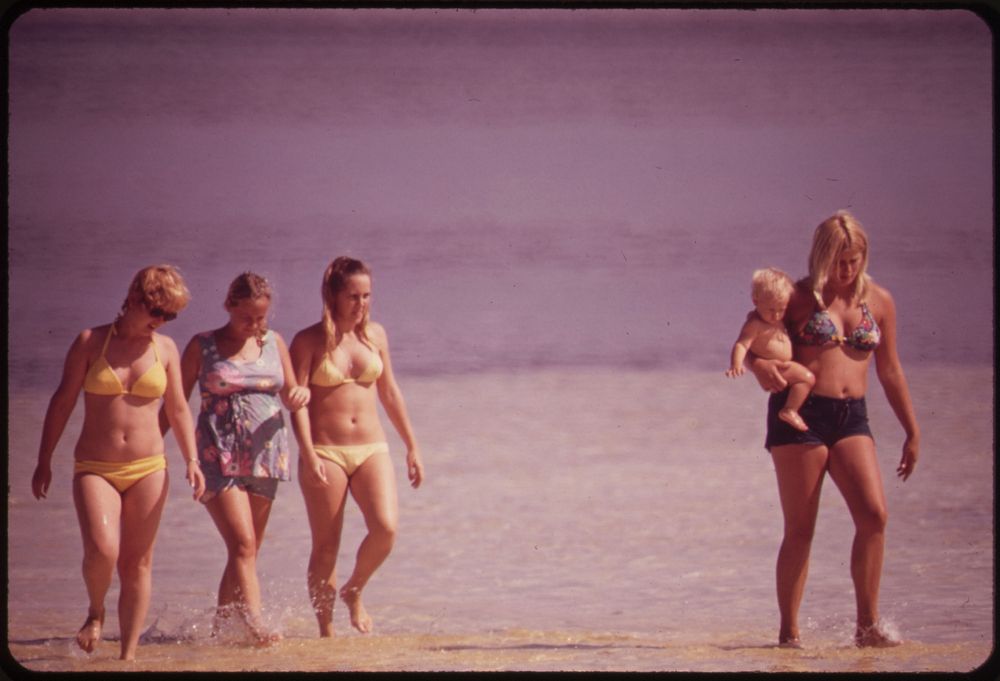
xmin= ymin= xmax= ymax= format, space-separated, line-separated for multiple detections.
xmin=76 ymin=609 xmax=104 ymax=653
xmin=340 ymin=586 xmax=373 ymax=634
xmin=856 ymin=625 xmax=902 ymax=648
xmin=778 ymin=636 xmax=803 ymax=649
xmin=311 ymin=582 xmax=336 ymax=638
xmin=778 ymin=408 xmax=809 ymax=432
xmin=211 ymin=604 xmax=236 ymax=639
xmin=249 ymin=624 xmax=283 ymax=648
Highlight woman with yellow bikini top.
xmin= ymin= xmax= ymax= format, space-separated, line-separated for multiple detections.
xmin=290 ymin=256 xmax=425 ymax=637
xmin=31 ymin=265 xmax=205 ymax=662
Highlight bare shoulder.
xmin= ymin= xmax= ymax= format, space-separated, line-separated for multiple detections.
xmin=784 ymin=281 xmax=815 ymax=327
xmin=181 ymin=332 xmax=203 ymax=355
xmin=268 ymin=329 xmax=288 ymax=347
xmin=865 ymin=280 xmax=896 ymax=318
xmin=740 ymin=313 xmax=766 ymax=335
xmin=153 ymin=331 xmax=180 ymax=356
xmin=291 ymin=322 xmax=325 ymax=347
xmin=78 ymin=324 xmax=103 ymax=345
xmin=75 ymin=323 xmax=110 ymax=353
xmin=366 ymin=320 xmax=389 ymax=348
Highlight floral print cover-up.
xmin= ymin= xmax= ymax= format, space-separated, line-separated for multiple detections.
xmin=195 ymin=329 xmax=291 ymax=480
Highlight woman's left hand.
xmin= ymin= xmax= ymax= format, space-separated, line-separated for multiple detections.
xmin=406 ymin=448 xmax=425 ymax=489
xmin=186 ymin=460 xmax=206 ymax=500
xmin=286 ymin=385 xmax=311 ymax=411
xmin=896 ymin=436 xmax=919 ymax=481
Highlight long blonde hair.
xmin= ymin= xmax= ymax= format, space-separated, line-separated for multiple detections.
xmin=807 ymin=210 xmax=871 ymax=306
xmin=321 ymin=256 xmax=373 ymax=353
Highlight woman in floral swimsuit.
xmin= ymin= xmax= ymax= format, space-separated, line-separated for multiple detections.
xmin=167 ymin=272 xmax=313 ymax=645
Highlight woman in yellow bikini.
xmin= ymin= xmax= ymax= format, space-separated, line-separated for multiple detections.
xmin=31 ymin=265 xmax=205 ymax=661
xmin=290 ymin=256 xmax=425 ymax=636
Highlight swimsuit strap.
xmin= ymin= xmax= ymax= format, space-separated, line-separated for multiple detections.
xmin=100 ymin=324 xmax=116 ymax=356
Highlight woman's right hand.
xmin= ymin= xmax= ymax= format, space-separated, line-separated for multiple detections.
xmin=748 ymin=356 xmax=788 ymax=393
xmin=31 ymin=463 xmax=52 ymax=500
xmin=301 ymin=454 xmax=329 ymax=487
xmin=186 ymin=460 xmax=206 ymax=501
xmin=285 ymin=385 xmax=311 ymax=411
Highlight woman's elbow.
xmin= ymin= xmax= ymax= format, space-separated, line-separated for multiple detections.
xmin=168 ymin=404 xmax=192 ymax=427
xmin=47 ymin=388 xmax=78 ymax=416
xmin=378 ymin=386 xmax=402 ymax=408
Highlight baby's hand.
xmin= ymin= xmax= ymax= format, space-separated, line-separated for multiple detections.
xmin=725 ymin=366 xmax=744 ymax=378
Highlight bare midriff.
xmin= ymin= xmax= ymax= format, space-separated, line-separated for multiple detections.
xmin=308 ymin=383 xmax=386 ymax=446
xmin=75 ymin=394 xmax=165 ymax=462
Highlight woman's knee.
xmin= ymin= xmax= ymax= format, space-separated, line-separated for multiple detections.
xmin=855 ymin=503 xmax=888 ymax=535
xmin=310 ymin=537 xmax=340 ymax=563
xmin=226 ymin=532 xmax=258 ymax=563
xmin=117 ymin=551 xmax=154 ymax=580
xmin=367 ymin=514 xmax=397 ymax=545
xmin=782 ymin=520 xmax=816 ymax=547
xmin=83 ymin=541 xmax=118 ymax=571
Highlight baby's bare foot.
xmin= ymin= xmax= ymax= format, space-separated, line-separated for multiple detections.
xmin=778 ymin=408 xmax=809 ymax=432
xmin=340 ymin=586 xmax=373 ymax=634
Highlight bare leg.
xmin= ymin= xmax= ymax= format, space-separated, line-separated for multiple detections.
xmin=246 ymin=489 xmax=277 ymax=644
xmin=827 ymin=436 xmax=899 ymax=647
xmin=72 ymin=474 xmax=122 ymax=654
xmin=299 ymin=458 xmax=349 ymax=637
xmin=205 ymin=487 xmax=279 ymax=646
xmin=770 ymin=444 xmax=829 ymax=647
xmin=116 ymin=469 xmax=168 ymax=661
xmin=340 ymin=451 xmax=399 ymax=634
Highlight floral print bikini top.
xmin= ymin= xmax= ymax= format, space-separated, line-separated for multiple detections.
xmin=797 ymin=301 xmax=881 ymax=352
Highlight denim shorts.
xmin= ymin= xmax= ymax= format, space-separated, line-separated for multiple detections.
xmin=765 ymin=390 xmax=874 ymax=451
xmin=200 ymin=465 xmax=280 ymax=504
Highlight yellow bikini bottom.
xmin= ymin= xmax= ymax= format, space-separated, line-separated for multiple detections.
xmin=314 ymin=442 xmax=389 ymax=476
xmin=74 ymin=454 xmax=167 ymax=494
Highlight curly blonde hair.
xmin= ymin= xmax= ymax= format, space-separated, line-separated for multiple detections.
xmin=807 ymin=210 xmax=871 ymax=306
xmin=121 ymin=264 xmax=191 ymax=317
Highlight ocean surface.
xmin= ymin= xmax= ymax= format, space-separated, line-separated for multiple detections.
xmin=5 ymin=7 xmax=994 ymax=673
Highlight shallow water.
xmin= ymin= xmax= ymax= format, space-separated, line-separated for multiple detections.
xmin=6 ymin=366 xmax=994 ymax=672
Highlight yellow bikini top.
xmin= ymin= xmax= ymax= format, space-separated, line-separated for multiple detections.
xmin=310 ymin=342 xmax=383 ymax=387
xmin=83 ymin=326 xmax=167 ymax=399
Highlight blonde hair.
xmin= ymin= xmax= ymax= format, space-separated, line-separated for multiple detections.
xmin=321 ymin=256 xmax=373 ymax=352
xmin=751 ymin=267 xmax=794 ymax=302
xmin=225 ymin=271 xmax=272 ymax=308
xmin=807 ymin=210 xmax=871 ymax=306
xmin=121 ymin=264 xmax=190 ymax=317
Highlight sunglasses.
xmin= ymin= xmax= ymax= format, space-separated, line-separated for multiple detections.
xmin=145 ymin=303 xmax=178 ymax=322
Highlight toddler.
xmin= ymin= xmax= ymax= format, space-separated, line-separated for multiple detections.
xmin=727 ymin=267 xmax=815 ymax=431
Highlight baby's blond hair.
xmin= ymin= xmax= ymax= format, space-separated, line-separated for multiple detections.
xmin=751 ymin=267 xmax=794 ymax=302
